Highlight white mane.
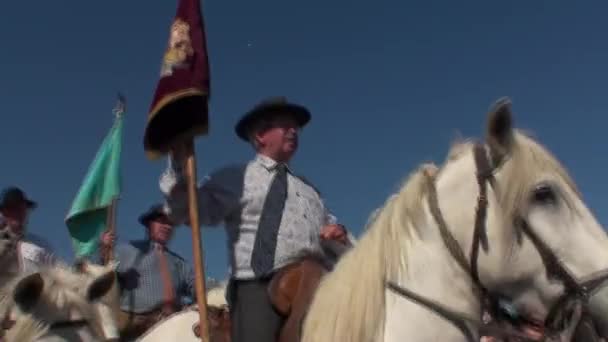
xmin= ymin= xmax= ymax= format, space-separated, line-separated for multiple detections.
xmin=302 ymin=163 xmax=439 ymax=342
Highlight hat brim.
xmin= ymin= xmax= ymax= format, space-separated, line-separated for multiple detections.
xmin=235 ymin=103 xmax=311 ymax=141
xmin=25 ymin=200 xmax=37 ymax=209
xmin=138 ymin=212 xmax=166 ymax=227
xmin=0 ymin=199 xmax=37 ymax=210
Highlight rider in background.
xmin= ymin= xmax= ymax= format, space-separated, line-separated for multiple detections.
xmin=0 ymin=186 xmax=56 ymax=273
xmin=100 ymin=204 xmax=195 ymax=341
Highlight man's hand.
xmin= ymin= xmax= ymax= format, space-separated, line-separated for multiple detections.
xmin=320 ymin=224 xmax=347 ymax=243
xmin=170 ymin=143 xmax=188 ymax=165
xmin=100 ymin=231 xmax=116 ymax=248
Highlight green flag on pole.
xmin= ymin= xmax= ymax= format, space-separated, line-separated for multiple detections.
xmin=65 ymin=97 xmax=125 ymax=257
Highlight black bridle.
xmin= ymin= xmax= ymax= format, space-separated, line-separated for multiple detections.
xmin=386 ymin=143 xmax=608 ymax=341
xmin=2 ymin=315 xmax=109 ymax=340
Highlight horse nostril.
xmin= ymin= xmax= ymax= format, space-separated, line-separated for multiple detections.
xmin=2 ymin=232 xmax=10 ymax=239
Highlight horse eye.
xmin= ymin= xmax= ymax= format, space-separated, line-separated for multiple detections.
xmin=532 ymin=184 xmax=557 ymax=205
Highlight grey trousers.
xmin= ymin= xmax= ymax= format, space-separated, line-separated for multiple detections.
xmin=229 ymin=279 xmax=284 ymax=342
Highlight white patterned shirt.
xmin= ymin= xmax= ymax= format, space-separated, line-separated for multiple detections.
xmin=160 ymin=153 xmax=354 ymax=280
xmin=18 ymin=233 xmax=57 ymax=274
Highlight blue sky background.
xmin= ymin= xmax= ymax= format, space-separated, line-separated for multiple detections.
xmin=1 ymin=1 xmax=606 ymax=280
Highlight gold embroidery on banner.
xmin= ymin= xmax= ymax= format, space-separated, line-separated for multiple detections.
xmin=160 ymin=18 xmax=194 ymax=77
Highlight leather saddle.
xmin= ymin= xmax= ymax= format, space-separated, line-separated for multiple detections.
xmin=267 ymin=255 xmax=329 ymax=342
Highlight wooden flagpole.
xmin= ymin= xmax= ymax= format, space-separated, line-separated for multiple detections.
xmin=183 ymin=140 xmax=210 ymax=341
xmin=102 ymin=94 xmax=125 ymax=265
xmin=103 ymin=198 xmax=117 ymax=264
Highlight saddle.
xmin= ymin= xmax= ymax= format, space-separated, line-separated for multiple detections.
xmin=117 ymin=303 xmax=179 ymax=341
xmin=192 ymin=305 xmax=231 ymax=342
xmin=267 ymin=255 xmax=329 ymax=342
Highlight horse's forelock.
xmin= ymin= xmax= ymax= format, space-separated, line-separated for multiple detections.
xmin=440 ymin=131 xmax=578 ymax=221
xmin=493 ymin=131 xmax=580 ymax=220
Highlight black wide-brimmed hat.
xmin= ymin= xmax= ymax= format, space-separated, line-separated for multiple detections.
xmin=0 ymin=187 xmax=37 ymax=210
xmin=235 ymin=97 xmax=311 ymax=141
xmin=138 ymin=204 xmax=169 ymax=227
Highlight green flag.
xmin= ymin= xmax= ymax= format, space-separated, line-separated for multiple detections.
xmin=66 ymin=102 xmax=124 ymax=257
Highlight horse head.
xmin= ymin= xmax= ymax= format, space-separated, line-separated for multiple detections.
xmin=6 ymin=261 xmax=120 ymax=341
xmin=431 ymin=97 xmax=608 ymax=338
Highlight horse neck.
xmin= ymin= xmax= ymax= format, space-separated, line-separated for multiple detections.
xmin=384 ymin=211 xmax=483 ymax=341
xmin=407 ymin=223 xmax=481 ymax=309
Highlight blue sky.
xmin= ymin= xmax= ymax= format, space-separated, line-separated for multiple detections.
xmin=1 ymin=1 xmax=606 ymax=279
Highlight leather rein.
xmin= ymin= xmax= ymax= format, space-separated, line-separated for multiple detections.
xmin=2 ymin=316 xmax=90 ymax=332
xmin=386 ymin=143 xmax=608 ymax=341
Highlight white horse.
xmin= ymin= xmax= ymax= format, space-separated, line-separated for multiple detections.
xmin=136 ymin=282 xmax=230 ymax=342
xmin=0 ymin=260 xmax=121 ymax=342
xmin=302 ymin=97 xmax=608 ymax=342
xmin=0 ymin=223 xmax=121 ymax=341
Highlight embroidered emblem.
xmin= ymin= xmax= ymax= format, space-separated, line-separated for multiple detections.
xmin=160 ymin=18 xmax=194 ymax=77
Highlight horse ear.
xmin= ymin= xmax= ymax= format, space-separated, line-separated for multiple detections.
xmin=485 ymin=97 xmax=514 ymax=164
xmin=13 ymin=273 xmax=44 ymax=312
xmin=86 ymin=270 xmax=116 ymax=302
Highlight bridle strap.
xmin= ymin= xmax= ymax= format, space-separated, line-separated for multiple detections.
xmin=425 ymin=170 xmax=478 ymax=291
xmin=522 ymin=218 xmax=608 ymax=329
xmin=48 ymin=319 xmax=89 ymax=330
xmin=521 ymin=220 xmax=587 ymax=299
xmin=385 ymin=281 xmax=480 ymax=342
xmin=385 ymin=143 xmax=519 ymax=339
xmin=470 ymin=144 xmax=492 ymax=287
xmin=2 ymin=318 xmax=90 ymax=332
xmin=423 ymin=143 xmax=493 ymax=297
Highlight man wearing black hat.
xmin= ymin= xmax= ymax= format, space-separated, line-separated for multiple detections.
xmin=0 ymin=186 xmax=56 ymax=273
xmin=160 ymin=97 xmax=355 ymax=342
xmin=99 ymin=204 xmax=195 ymax=340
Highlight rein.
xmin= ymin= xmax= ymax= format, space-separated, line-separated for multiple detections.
xmin=3 ymin=317 xmax=90 ymax=330
xmin=386 ymin=143 xmax=608 ymax=341
xmin=48 ymin=319 xmax=89 ymax=330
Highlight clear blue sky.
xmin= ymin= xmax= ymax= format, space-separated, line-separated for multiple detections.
xmin=1 ymin=1 xmax=606 ymax=280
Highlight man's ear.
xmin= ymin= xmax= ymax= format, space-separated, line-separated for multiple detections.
xmin=253 ymin=129 xmax=265 ymax=146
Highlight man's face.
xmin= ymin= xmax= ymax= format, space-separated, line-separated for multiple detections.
xmin=254 ymin=114 xmax=300 ymax=162
xmin=1 ymin=202 xmax=29 ymax=235
xmin=148 ymin=216 xmax=175 ymax=245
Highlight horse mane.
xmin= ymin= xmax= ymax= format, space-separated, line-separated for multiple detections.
xmin=302 ymin=163 xmax=438 ymax=342
xmin=496 ymin=131 xmax=579 ymax=219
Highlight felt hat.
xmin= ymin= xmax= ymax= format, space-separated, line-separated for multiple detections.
xmin=138 ymin=204 xmax=169 ymax=227
xmin=0 ymin=187 xmax=37 ymax=210
xmin=235 ymin=97 xmax=311 ymax=141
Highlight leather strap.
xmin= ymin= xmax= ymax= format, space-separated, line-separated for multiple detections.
xmin=423 ymin=144 xmax=492 ymax=299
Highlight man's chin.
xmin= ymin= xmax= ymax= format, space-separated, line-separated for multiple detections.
xmin=283 ymin=145 xmax=297 ymax=155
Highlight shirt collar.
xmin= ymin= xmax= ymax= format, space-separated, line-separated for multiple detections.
xmin=144 ymin=240 xmax=167 ymax=252
xmin=255 ymin=154 xmax=292 ymax=173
